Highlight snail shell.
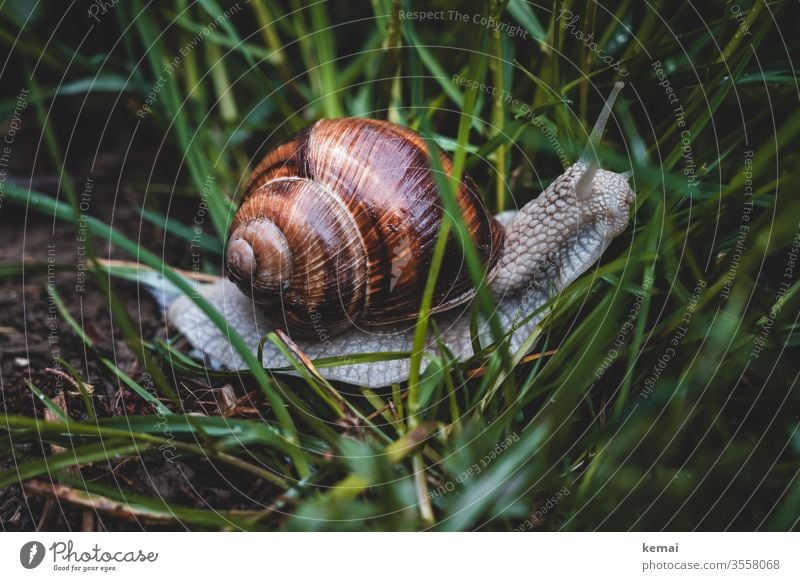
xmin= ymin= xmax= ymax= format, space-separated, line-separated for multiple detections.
xmin=169 ymin=82 xmax=634 ymax=387
xmin=226 ymin=118 xmax=504 ymax=337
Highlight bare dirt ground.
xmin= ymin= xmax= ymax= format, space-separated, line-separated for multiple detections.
xmin=0 ymin=159 xmax=281 ymax=531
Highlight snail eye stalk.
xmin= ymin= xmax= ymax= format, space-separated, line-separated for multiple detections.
xmin=580 ymin=81 xmax=625 ymax=166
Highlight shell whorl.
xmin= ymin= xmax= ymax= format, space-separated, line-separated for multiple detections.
xmin=227 ymin=177 xmax=368 ymax=336
xmin=228 ymin=118 xmax=504 ymax=336
xmin=227 ymin=219 xmax=292 ymax=295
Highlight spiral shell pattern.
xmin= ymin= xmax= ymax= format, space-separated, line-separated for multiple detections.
xmin=227 ymin=118 xmax=504 ymax=337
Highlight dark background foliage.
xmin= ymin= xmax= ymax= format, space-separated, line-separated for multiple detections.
xmin=0 ymin=0 xmax=798 ymax=531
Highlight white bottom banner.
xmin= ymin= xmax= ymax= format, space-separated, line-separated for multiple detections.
xmin=1 ymin=533 xmax=797 ymax=579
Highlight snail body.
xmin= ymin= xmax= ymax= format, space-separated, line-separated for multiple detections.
xmin=168 ymin=83 xmax=635 ymax=387
xmin=226 ymin=118 xmax=503 ymax=337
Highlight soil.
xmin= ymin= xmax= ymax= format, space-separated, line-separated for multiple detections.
xmin=0 ymin=134 xmax=284 ymax=531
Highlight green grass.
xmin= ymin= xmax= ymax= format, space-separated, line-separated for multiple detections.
xmin=0 ymin=0 xmax=798 ymax=531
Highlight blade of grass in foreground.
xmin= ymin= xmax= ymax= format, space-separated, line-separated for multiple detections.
xmin=26 ymin=63 xmax=182 ymax=410
xmin=488 ymin=0 xmax=510 ymax=213
xmin=25 ymin=478 xmax=263 ymax=529
xmin=0 ymin=415 xmax=305 ymax=489
xmin=131 ymin=0 xmax=232 ymax=240
xmin=4 ymin=183 xmax=311 ymax=478
xmin=0 ymin=441 xmax=147 ymax=489
xmin=48 ymin=285 xmax=173 ymax=416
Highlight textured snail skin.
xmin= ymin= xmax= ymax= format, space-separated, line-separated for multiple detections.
xmin=167 ymin=161 xmax=635 ymax=388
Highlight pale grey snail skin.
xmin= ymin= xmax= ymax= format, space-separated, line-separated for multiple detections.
xmin=167 ymin=85 xmax=634 ymax=388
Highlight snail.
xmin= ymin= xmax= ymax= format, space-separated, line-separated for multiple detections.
xmin=167 ymin=82 xmax=635 ymax=388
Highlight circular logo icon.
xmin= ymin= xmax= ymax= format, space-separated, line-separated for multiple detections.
xmin=19 ymin=541 xmax=46 ymax=569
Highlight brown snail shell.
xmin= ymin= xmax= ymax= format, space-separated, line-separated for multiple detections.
xmin=226 ymin=118 xmax=504 ymax=337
